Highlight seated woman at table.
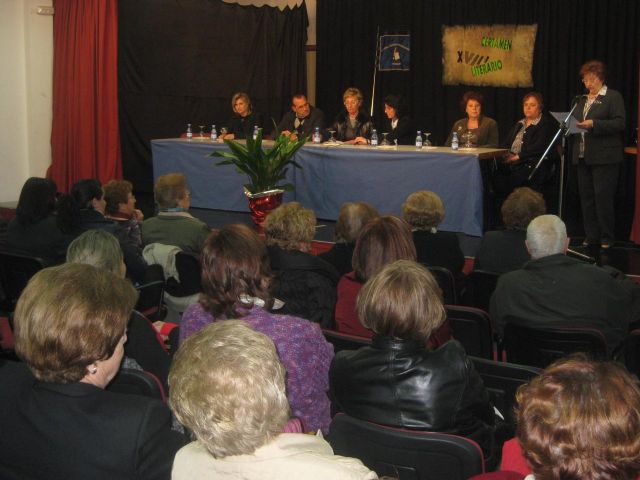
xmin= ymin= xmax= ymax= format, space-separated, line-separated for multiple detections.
xmin=330 ymin=260 xmax=495 ymax=461
xmin=330 ymin=87 xmax=374 ymax=145
xmin=445 ymin=91 xmax=499 ymax=148
xmin=381 ymin=93 xmax=414 ymax=145
xmin=141 ymin=172 xmax=211 ymax=255
xmin=494 ymin=92 xmax=558 ymax=195
xmin=0 ymin=263 xmax=185 ymax=479
xmin=219 ymin=92 xmax=264 ymax=141
xmin=265 ymin=202 xmax=339 ymax=328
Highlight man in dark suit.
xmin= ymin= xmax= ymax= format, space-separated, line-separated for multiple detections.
xmin=490 ymin=215 xmax=640 ymax=354
xmin=275 ymin=93 xmax=325 ymax=141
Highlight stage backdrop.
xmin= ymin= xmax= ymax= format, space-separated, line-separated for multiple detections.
xmin=118 ymin=0 xmax=308 ymax=192
xmin=317 ymin=0 xmax=639 ymax=150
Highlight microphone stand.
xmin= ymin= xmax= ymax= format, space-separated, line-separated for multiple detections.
xmin=527 ymin=98 xmax=581 ymax=218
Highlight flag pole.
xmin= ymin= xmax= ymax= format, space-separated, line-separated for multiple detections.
xmin=370 ymin=26 xmax=380 ymax=117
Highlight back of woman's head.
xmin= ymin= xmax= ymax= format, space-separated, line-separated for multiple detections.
xmin=357 ymin=260 xmax=445 ymax=342
xmin=15 ymin=177 xmax=58 ymax=226
xmin=517 ymin=355 xmax=640 ymax=480
xmin=264 ymin=202 xmax=316 ymax=250
xmin=57 ymin=178 xmax=104 ymax=233
xmin=501 ymin=187 xmax=546 ymax=230
xmin=66 ymin=229 xmax=124 ymax=276
xmin=352 ymin=215 xmax=416 ymax=282
xmin=71 ymin=179 xmax=103 ymax=208
xmin=154 ymin=173 xmax=188 ymax=210
xmin=169 ymin=320 xmax=289 ymax=459
xmin=402 ymin=190 xmax=445 ymax=230
xmin=334 ymin=202 xmax=380 ymax=244
xmin=200 ymin=224 xmax=272 ymax=318
xmin=14 ymin=263 xmax=137 ymax=384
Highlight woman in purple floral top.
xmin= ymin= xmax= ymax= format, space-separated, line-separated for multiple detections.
xmin=180 ymin=224 xmax=333 ymax=433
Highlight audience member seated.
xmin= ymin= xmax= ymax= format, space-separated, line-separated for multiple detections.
xmin=335 ymin=215 xmax=417 ymax=338
xmin=219 ymin=92 xmax=264 ymax=141
xmin=57 ymin=178 xmax=117 ymax=234
xmin=381 ymin=93 xmax=414 ymax=145
xmin=275 ymin=93 xmax=325 ymax=141
xmin=500 ymin=355 xmax=640 ymax=480
xmin=179 ymin=224 xmax=333 ymax=433
xmin=66 ymin=229 xmax=171 ymax=390
xmin=319 ymin=202 xmax=379 ymax=276
xmin=142 ymin=173 xmax=210 ymax=255
xmin=446 ymin=91 xmax=499 ymax=148
xmin=490 ymin=214 xmax=640 ymax=352
xmin=330 ymin=260 xmax=496 ymax=460
xmin=265 ymin=202 xmax=339 ymax=328
xmin=4 ymin=177 xmax=73 ymax=264
xmin=474 ymin=187 xmax=546 ymax=274
xmin=0 ymin=263 xmax=185 ymax=479
xmin=170 ymin=320 xmax=376 ymax=480
xmin=402 ymin=190 xmax=465 ymax=283
xmin=330 ymin=87 xmax=374 ymax=145
xmin=103 ymin=179 xmax=163 ymax=285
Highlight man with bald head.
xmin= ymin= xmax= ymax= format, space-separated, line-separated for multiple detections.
xmin=275 ymin=93 xmax=325 ymax=141
xmin=490 ymin=214 xmax=639 ymax=353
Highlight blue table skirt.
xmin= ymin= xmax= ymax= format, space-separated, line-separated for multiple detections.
xmin=151 ymin=139 xmax=488 ymax=236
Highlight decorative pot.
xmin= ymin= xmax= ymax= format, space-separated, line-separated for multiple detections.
xmin=245 ymin=187 xmax=284 ymax=229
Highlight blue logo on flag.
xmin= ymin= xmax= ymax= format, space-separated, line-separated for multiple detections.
xmin=379 ymin=35 xmax=410 ymax=71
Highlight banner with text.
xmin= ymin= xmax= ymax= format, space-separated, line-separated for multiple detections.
xmin=442 ymin=24 xmax=537 ymax=87
xmin=379 ymin=34 xmax=411 ymax=71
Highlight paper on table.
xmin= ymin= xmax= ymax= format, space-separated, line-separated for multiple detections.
xmin=550 ymin=111 xmax=582 ymax=135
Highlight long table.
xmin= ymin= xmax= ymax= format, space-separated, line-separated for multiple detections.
xmin=151 ymin=138 xmax=505 ymax=236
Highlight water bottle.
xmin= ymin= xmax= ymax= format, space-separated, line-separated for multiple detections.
xmin=210 ymin=124 xmax=217 ymax=142
xmin=252 ymin=125 xmax=259 ymax=140
xmin=415 ymin=131 xmax=423 ymax=150
xmin=186 ymin=123 xmax=192 ymax=141
xmin=370 ymin=129 xmax=378 ymax=146
xmin=312 ymin=127 xmax=322 ymax=144
xmin=451 ymin=131 xmax=459 ymax=150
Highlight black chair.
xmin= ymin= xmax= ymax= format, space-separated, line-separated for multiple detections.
xmin=107 ymin=368 xmax=166 ymax=402
xmin=470 ymin=356 xmax=541 ymax=438
xmin=322 ymin=329 xmax=372 ymax=353
xmin=446 ymin=305 xmax=494 ymax=360
xmin=135 ymin=279 xmax=165 ymax=321
xmin=503 ymin=323 xmax=608 ymax=368
xmin=465 ymin=270 xmax=500 ymax=312
xmin=329 ymin=413 xmax=485 ymax=480
xmin=426 ymin=266 xmax=457 ymax=305
xmin=0 ymin=251 xmax=47 ymax=312
xmin=165 ymin=251 xmax=202 ymax=297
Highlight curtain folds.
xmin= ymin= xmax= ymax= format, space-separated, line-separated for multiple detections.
xmin=49 ymin=0 xmax=121 ymax=192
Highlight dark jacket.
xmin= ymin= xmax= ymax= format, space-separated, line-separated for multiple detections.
xmin=380 ymin=115 xmax=414 ymax=145
xmin=275 ymin=106 xmax=325 ymax=140
xmin=126 ymin=310 xmax=171 ymax=391
xmin=318 ymin=242 xmax=355 ymax=277
xmin=474 ymin=229 xmax=530 ymax=274
xmin=330 ymin=337 xmax=495 ymax=456
xmin=412 ymin=229 xmax=465 ymax=282
xmin=331 ymin=109 xmax=374 ymax=142
xmin=503 ymin=114 xmax=558 ymax=166
xmin=267 ymin=245 xmax=340 ymax=328
xmin=226 ymin=111 xmax=265 ymax=140
xmin=571 ymin=88 xmax=626 ymax=166
xmin=5 ymin=215 xmax=74 ymax=264
xmin=0 ymin=359 xmax=185 ymax=480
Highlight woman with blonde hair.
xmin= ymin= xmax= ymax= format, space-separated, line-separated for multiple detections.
xmin=330 ymin=259 xmax=495 ymax=460
xmin=0 ymin=263 xmax=184 ymax=478
xmin=219 ymin=91 xmax=265 ymax=140
xmin=170 ymin=320 xmax=376 ymax=479
xmin=330 ymin=87 xmax=374 ymax=144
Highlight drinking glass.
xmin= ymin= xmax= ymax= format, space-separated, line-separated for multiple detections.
xmin=424 ymin=132 xmax=432 ymax=147
xmin=462 ymin=131 xmax=475 ymax=148
xmin=199 ymin=125 xmax=205 ymax=139
xmin=327 ymin=129 xmax=336 ymax=143
xmin=380 ymin=132 xmax=390 ymax=146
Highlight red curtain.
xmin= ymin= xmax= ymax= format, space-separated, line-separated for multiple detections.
xmin=49 ymin=0 xmax=121 ymax=192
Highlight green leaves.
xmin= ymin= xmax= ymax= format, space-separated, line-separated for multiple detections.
xmin=210 ymin=128 xmax=306 ymax=194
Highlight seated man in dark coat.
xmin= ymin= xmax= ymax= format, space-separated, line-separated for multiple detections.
xmin=275 ymin=93 xmax=325 ymax=141
xmin=490 ymin=214 xmax=640 ymax=353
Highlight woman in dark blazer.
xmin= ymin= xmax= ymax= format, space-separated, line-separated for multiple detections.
xmin=380 ymin=94 xmax=414 ymax=145
xmin=571 ymin=60 xmax=626 ymax=249
xmin=0 ymin=263 xmax=184 ymax=480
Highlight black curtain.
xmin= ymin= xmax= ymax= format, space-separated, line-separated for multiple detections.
xmin=317 ymin=0 xmax=639 ymax=147
xmin=118 ymin=0 xmax=308 ymax=192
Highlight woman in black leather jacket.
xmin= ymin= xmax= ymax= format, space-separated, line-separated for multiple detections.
xmin=330 ymin=260 xmax=495 ymax=459
xmin=330 ymin=87 xmax=373 ymax=144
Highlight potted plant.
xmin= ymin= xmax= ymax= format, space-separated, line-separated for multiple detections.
xmin=210 ymin=129 xmax=307 ymax=227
